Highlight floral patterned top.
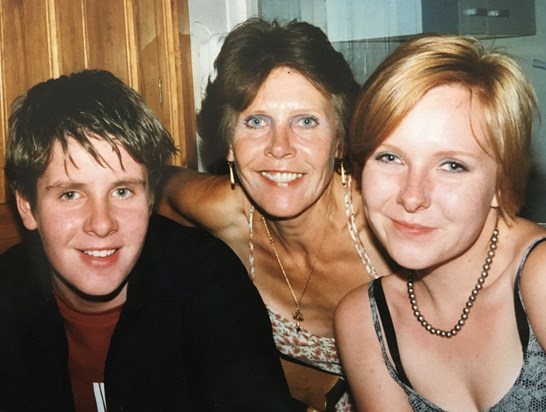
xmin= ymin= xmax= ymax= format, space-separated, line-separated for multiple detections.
xmin=267 ymin=307 xmax=353 ymax=411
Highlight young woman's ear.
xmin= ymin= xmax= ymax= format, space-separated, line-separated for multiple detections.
xmin=491 ymin=192 xmax=499 ymax=209
xmin=15 ymin=192 xmax=38 ymax=230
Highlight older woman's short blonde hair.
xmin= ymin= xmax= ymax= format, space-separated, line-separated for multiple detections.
xmin=350 ymin=34 xmax=539 ymax=220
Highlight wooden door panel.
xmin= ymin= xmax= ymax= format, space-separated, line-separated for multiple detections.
xmin=83 ymin=0 xmax=130 ymax=81
xmin=0 ymin=0 xmax=52 ymax=204
xmin=133 ymin=0 xmax=169 ymax=129
xmin=176 ymin=0 xmax=196 ymax=168
xmin=54 ymin=0 xmax=87 ymax=74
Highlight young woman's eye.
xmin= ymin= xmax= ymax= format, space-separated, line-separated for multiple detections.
xmin=244 ymin=115 xmax=268 ymax=129
xmin=441 ymin=161 xmax=467 ymax=173
xmin=375 ymin=152 xmax=400 ymax=164
xmin=296 ymin=115 xmax=319 ymax=128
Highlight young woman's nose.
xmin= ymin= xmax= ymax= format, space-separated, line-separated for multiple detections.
xmin=396 ymin=169 xmax=431 ymax=212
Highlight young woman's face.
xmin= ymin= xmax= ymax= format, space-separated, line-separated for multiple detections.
xmin=229 ymin=67 xmax=338 ymax=219
xmin=362 ymin=85 xmax=499 ymax=270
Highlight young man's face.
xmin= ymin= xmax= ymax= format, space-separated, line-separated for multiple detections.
xmin=16 ymin=137 xmax=151 ymax=312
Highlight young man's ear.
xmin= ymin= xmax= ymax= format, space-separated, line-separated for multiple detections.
xmin=15 ymin=192 xmax=38 ymax=230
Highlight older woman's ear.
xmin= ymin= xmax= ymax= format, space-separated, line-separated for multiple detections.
xmin=227 ymin=146 xmax=235 ymax=162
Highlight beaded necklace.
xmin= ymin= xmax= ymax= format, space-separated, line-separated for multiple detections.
xmin=407 ymin=225 xmax=499 ymax=338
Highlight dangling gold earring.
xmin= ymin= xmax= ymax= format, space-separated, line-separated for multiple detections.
xmin=228 ymin=160 xmax=235 ymax=189
xmin=340 ymin=161 xmax=347 ymax=186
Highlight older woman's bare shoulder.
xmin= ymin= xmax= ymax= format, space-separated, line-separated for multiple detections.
xmin=157 ymin=165 xmax=247 ymax=232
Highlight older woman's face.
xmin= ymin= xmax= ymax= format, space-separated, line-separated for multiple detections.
xmin=229 ymin=67 xmax=338 ymax=219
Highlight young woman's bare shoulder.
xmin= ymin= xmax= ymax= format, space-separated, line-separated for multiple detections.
xmin=335 ymin=282 xmax=372 ymax=336
xmin=516 ymin=219 xmax=546 ymax=346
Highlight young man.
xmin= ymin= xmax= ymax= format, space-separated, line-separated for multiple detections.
xmin=0 ymin=70 xmax=298 ymax=411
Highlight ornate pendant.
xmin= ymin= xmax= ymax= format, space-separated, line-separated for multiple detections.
xmin=293 ymin=306 xmax=304 ymax=332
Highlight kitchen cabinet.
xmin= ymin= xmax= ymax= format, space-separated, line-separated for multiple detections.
xmin=0 ymin=0 xmax=196 ymax=252
xmin=259 ymin=0 xmax=536 ymax=42
xmin=456 ymin=0 xmax=536 ymax=37
xmin=325 ymin=0 xmax=536 ymax=41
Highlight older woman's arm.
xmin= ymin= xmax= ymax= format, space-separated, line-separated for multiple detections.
xmin=155 ymin=165 xmax=244 ymax=233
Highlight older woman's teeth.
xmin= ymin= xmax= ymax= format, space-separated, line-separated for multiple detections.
xmin=83 ymin=249 xmax=116 ymax=257
xmin=261 ymin=172 xmax=303 ymax=183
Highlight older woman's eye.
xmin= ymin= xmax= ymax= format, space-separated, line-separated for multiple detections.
xmin=295 ymin=115 xmax=319 ymax=128
xmin=244 ymin=115 xmax=269 ymax=129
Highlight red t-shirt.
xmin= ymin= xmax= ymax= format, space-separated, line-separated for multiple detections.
xmin=55 ymin=294 xmax=122 ymax=412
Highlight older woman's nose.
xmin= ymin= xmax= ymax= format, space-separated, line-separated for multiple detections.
xmin=265 ymin=125 xmax=296 ymax=158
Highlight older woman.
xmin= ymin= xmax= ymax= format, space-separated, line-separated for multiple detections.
xmin=335 ymin=35 xmax=546 ymax=411
xmin=157 ymin=18 xmax=391 ymax=411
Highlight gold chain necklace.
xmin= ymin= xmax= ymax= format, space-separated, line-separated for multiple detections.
xmin=407 ymin=225 xmax=499 ymax=338
xmin=261 ymin=190 xmax=334 ymax=332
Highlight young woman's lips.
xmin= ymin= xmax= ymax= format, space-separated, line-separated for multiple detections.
xmin=392 ymin=219 xmax=435 ymax=236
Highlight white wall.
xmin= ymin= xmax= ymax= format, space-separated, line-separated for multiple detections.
xmin=187 ymin=0 xmax=257 ymax=109
xmin=186 ymin=0 xmax=258 ymax=170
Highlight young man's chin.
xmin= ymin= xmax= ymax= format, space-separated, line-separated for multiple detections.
xmin=54 ymin=273 xmax=130 ymax=306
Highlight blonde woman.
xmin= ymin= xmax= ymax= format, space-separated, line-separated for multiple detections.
xmin=336 ymin=35 xmax=546 ymax=411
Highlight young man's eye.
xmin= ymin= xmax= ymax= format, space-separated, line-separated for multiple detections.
xmin=61 ymin=191 xmax=79 ymax=200
xmin=114 ymin=188 xmax=133 ymax=198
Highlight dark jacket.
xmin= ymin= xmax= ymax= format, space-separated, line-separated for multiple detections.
xmin=0 ymin=214 xmax=299 ymax=411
